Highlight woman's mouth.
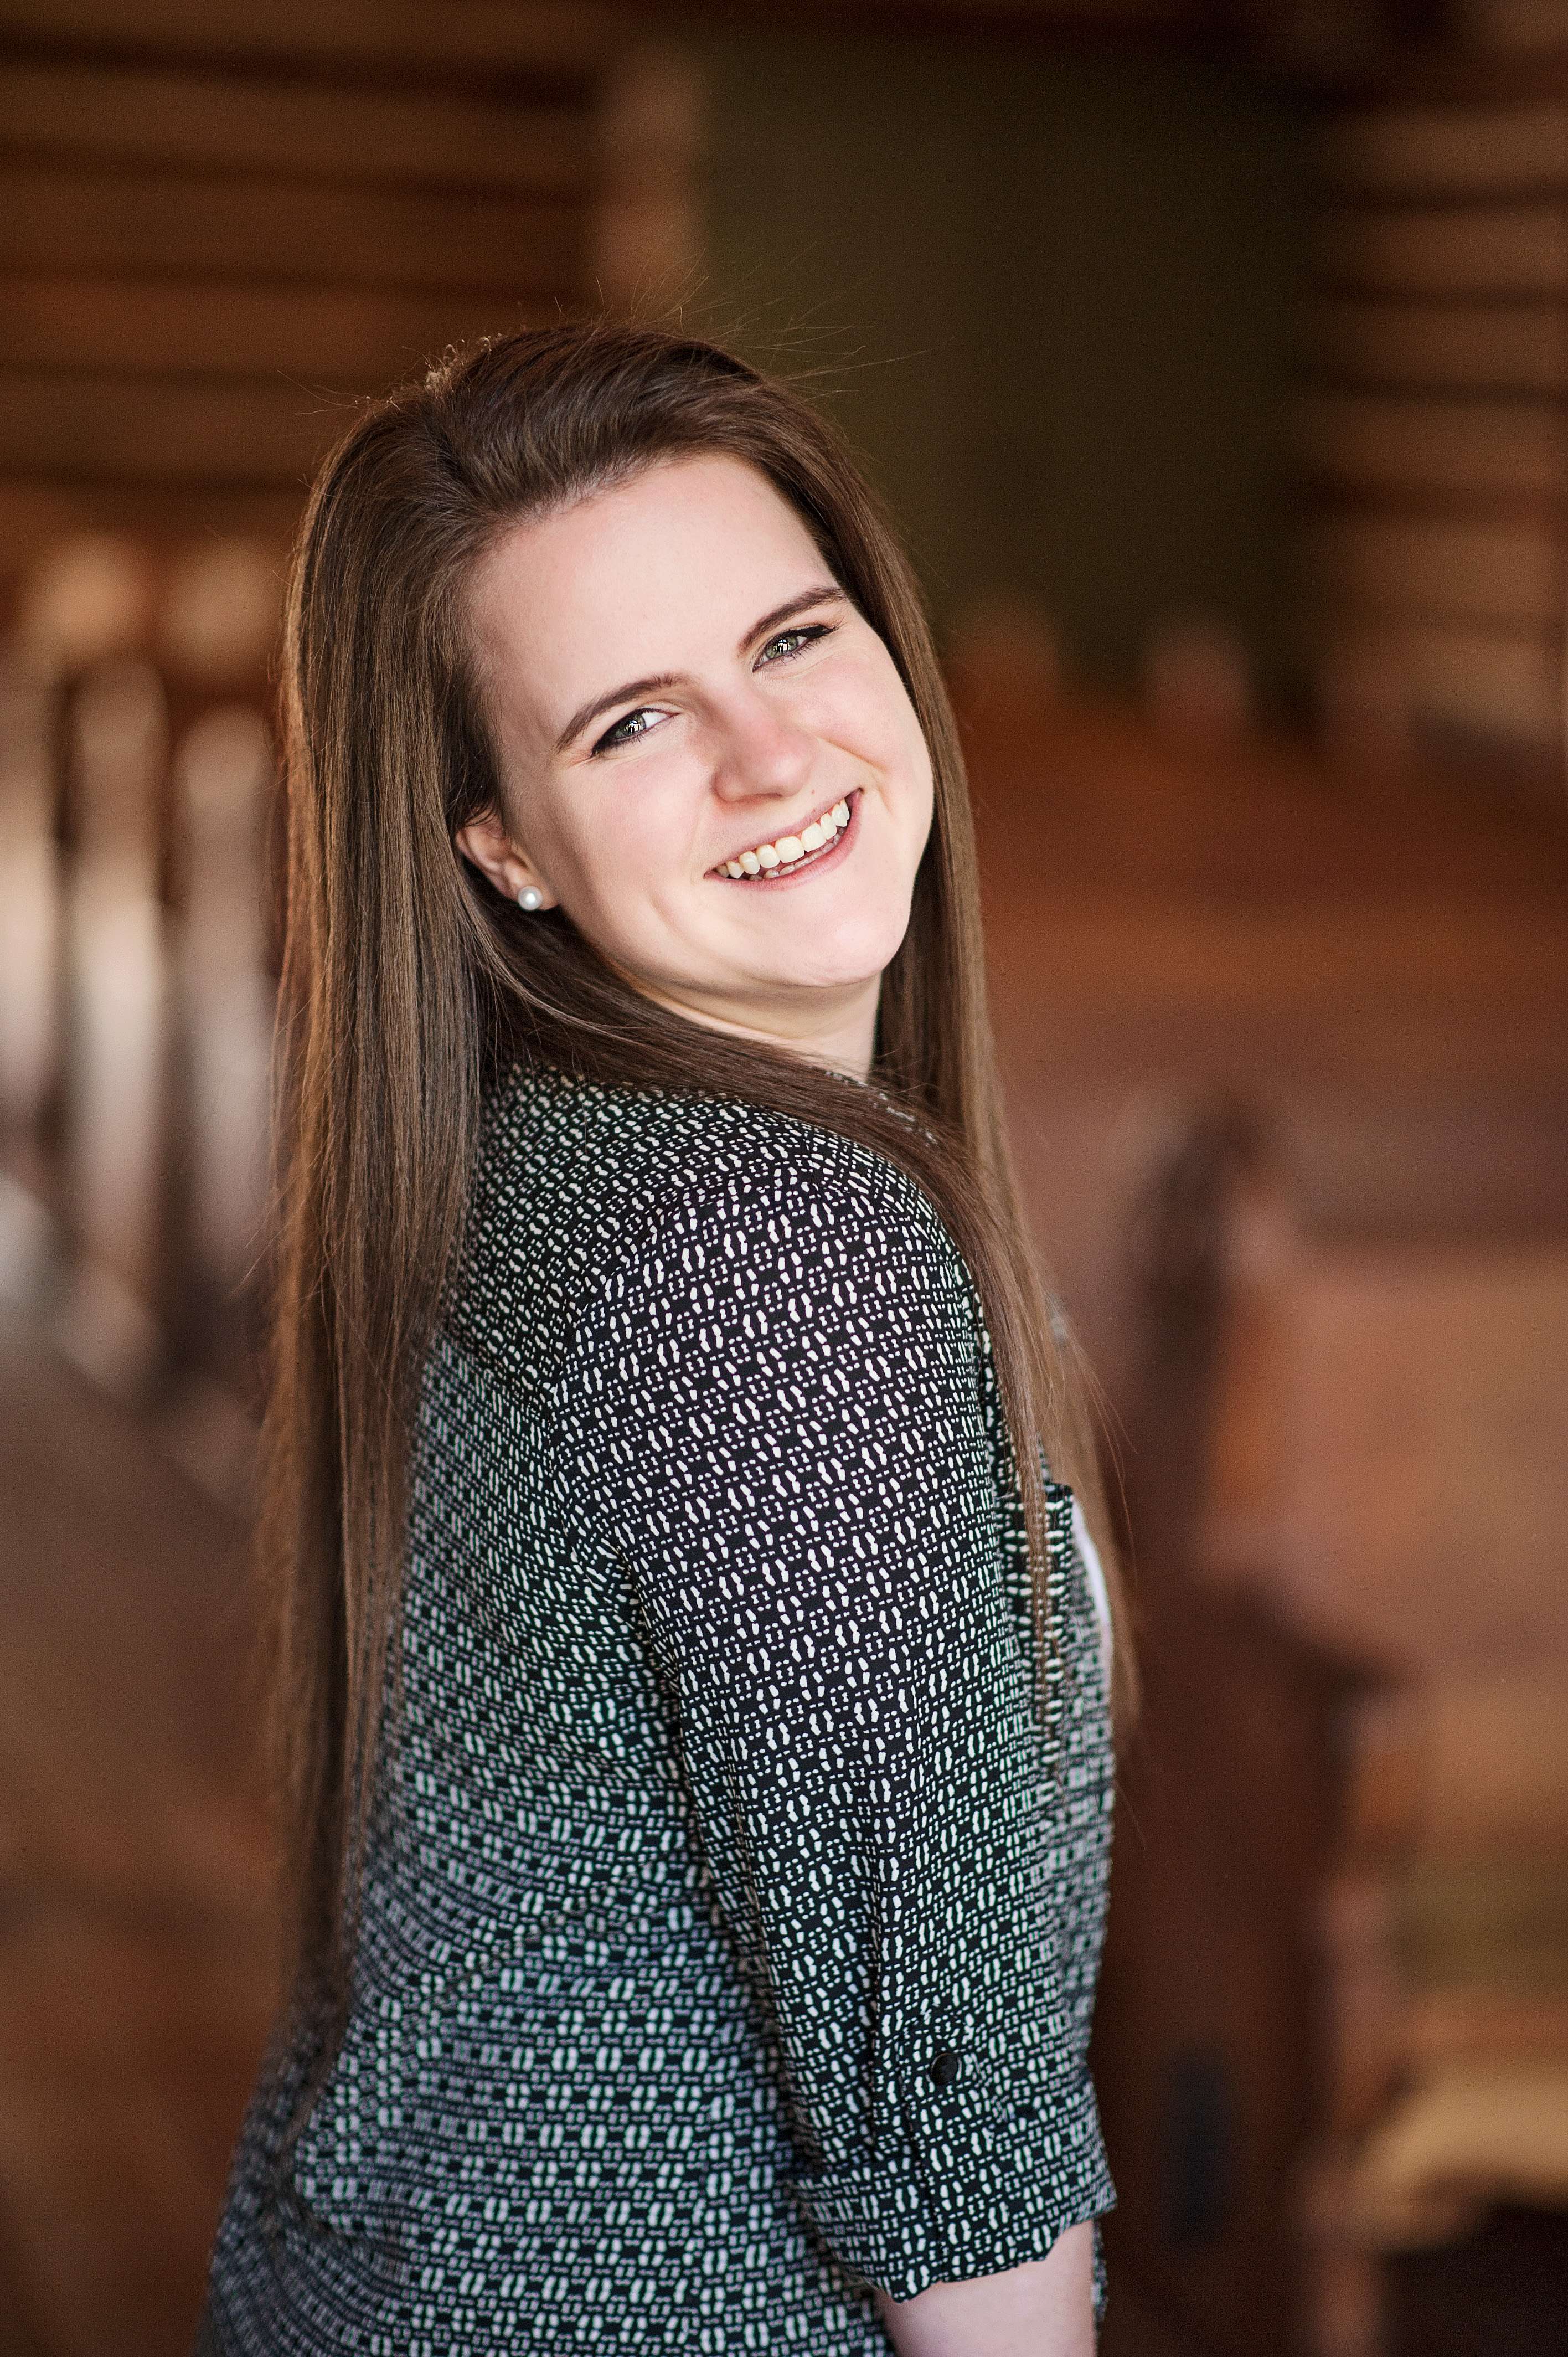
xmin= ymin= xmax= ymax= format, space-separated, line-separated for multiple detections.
xmin=709 ymin=790 xmax=859 ymax=886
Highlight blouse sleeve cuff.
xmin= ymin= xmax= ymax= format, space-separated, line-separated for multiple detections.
xmin=790 ymin=2069 xmax=1116 ymax=2303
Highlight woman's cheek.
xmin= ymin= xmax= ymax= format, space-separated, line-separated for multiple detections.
xmin=816 ymin=675 xmax=921 ymax=787
xmin=566 ymin=792 xmax=684 ymax=934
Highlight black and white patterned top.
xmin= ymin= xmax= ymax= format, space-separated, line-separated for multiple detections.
xmin=202 ymin=1067 xmax=1116 ymax=2354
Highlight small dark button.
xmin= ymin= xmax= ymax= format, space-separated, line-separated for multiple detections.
xmin=929 ymin=2049 xmax=961 ymax=2091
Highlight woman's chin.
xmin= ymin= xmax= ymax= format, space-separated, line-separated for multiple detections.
xmin=734 ymin=953 xmax=901 ymax=1011
xmin=738 ymin=903 xmax=914 ymax=994
xmin=623 ymin=900 xmax=917 ymax=1032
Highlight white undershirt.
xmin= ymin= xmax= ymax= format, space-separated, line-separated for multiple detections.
xmin=1071 ymin=1497 xmax=1115 ymax=1686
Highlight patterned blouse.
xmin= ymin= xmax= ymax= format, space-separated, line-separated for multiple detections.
xmin=202 ymin=1067 xmax=1116 ymax=2354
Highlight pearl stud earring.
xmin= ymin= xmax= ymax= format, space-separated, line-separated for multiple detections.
xmin=516 ymin=885 xmax=544 ymax=912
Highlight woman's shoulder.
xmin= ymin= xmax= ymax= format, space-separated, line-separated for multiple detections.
xmin=490 ymin=1070 xmax=919 ymax=1207
xmin=464 ymin=1063 xmax=964 ymax=1313
xmin=445 ymin=1065 xmax=963 ymax=1400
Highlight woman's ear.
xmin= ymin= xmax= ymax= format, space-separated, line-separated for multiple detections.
xmin=454 ymin=809 xmax=556 ymax=909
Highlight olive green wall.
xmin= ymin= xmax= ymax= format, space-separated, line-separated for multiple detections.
xmin=695 ymin=35 xmax=1311 ymax=694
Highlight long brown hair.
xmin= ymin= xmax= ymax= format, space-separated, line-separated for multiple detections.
xmin=265 ymin=318 xmax=1132 ymax=2054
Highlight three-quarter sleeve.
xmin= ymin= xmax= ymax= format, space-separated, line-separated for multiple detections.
xmin=559 ymin=1147 xmax=1113 ymax=2301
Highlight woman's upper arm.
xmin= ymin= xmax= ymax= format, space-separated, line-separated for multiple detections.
xmin=559 ymin=1151 xmax=1113 ymax=2298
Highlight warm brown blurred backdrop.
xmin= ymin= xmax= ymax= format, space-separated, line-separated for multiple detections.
xmin=0 ymin=3 xmax=1565 ymax=2354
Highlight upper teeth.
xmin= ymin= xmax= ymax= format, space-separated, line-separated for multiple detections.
xmin=719 ymin=797 xmax=852 ymax=879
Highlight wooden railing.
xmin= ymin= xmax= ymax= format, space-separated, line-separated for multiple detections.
xmin=0 ymin=535 xmax=282 ymax=1491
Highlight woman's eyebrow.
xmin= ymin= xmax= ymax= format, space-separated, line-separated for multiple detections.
xmin=555 ymin=670 xmax=679 ymax=754
xmin=742 ymin=583 xmax=845 ymax=649
xmin=554 ymin=583 xmax=845 ymax=753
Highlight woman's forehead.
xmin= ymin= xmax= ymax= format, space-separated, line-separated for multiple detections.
xmin=471 ymin=455 xmax=832 ymax=722
xmin=479 ymin=456 xmax=819 ymax=632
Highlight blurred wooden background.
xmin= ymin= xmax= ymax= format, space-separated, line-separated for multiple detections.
xmin=1 ymin=3 xmax=1565 ymax=2353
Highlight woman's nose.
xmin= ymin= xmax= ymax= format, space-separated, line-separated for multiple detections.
xmin=709 ymin=691 xmax=814 ymax=803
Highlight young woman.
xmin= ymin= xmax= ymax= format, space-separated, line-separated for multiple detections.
xmin=199 ymin=322 xmax=1129 ymax=2356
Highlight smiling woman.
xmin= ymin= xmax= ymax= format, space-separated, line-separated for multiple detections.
xmin=197 ymin=322 xmax=1128 ymax=2357
xmin=456 ymin=454 xmax=934 ymax=1077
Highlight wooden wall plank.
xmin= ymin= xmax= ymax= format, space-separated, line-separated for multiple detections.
xmin=1320 ymin=105 xmax=1568 ymax=198
xmin=0 ymin=475 xmax=310 ymax=550
xmin=0 ymin=11 xmax=640 ymax=554
xmin=1305 ymin=298 xmax=1568 ymax=397
xmin=1296 ymin=391 xmax=1567 ymax=503
xmin=0 ymin=0 xmax=616 ymax=84
xmin=0 ymin=370 xmax=383 ymax=484
xmin=1317 ymin=204 xmax=1568 ymax=296
xmin=0 ymin=279 xmax=532 ymax=382
xmin=0 ymin=62 xmax=594 ymax=197
xmin=1302 ymin=512 xmax=1564 ymax=632
xmin=1468 ymin=0 xmax=1568 ymax=59
xmin=0 ymin=164 xmax=585 ymax=293
xmin=1301 ymin=92 xmax=1568 ymax=775
xmin=0 ymin=0 xmax=1214 ymax=85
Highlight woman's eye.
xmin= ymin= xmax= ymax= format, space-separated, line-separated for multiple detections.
xmin=588 ymin=624 xmax=832 ymax=753
xmin=757 ymin=622 xmax=833 ymax=667
xmin=592 ymin=706 xmax=662 ymax=755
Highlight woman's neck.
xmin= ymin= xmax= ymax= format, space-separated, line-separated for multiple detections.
xmin=631 ymin=976 xmax=880 ymax=1083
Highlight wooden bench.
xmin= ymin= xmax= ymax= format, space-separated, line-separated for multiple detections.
xmin=1094 ymin=1098 xmax=1568 ymax=2356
